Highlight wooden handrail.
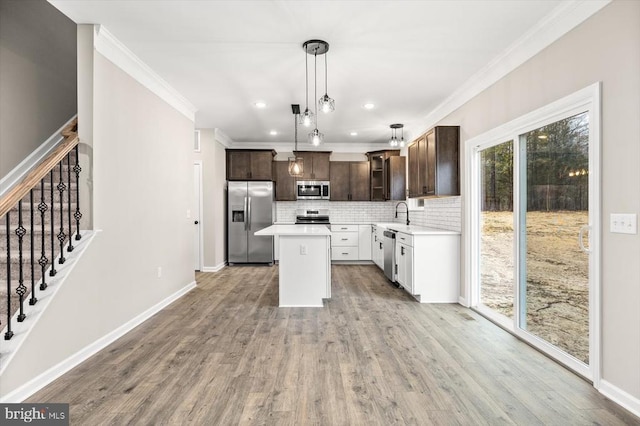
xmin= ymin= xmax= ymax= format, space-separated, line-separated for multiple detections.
xmin=0 ymin=119 xmax=79 ymax=218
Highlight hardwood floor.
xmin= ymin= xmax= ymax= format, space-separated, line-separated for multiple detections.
xmin=29 ymin=265 xmax=639 ymax=425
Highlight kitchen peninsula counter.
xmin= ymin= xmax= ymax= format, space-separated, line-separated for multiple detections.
xmin=255 ymin=225 xmax=331 ymax=307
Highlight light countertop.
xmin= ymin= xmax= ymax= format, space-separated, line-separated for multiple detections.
xmin=374 ymin=223 xmax=461 ymax=235
xmin=255 ymin=224 xmax=332 ymax=237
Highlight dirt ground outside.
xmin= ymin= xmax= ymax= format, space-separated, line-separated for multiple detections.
xmin=480 ymin=210 xmax=589 ymax=364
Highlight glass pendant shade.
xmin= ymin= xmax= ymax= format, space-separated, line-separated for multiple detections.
xmin=309 ymin=128 xmax=324 ymax=146
xmin=300 ymin=108 xmax=314 ymax=127
xmin=319 ymin=94 xmax=335 ymax=113
xmin=288 ymin=157 xmax=304 ymax=177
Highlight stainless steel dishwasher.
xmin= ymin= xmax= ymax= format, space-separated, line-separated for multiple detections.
xmin=383 ymin=229 xmax=397 ymax=282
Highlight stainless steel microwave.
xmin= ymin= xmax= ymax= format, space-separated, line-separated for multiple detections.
xmin=296 ymin=181 xmax=330 ymax=200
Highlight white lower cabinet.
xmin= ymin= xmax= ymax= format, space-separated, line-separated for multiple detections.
xmin=358 ymin=225 xmax=372 ymax=260
xmin=395 ymin=231 xmax=459 ymax=303
xmin=395 ymin=240 xmax=413 ymax=294
xmin=331 ymin=224 xmax=359 ymax=261
xmin=371 ymin=225 xmax=384 ymax=269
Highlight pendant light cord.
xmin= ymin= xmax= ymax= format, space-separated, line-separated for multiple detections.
xmin=324 ymin=52 xmax=328 ymax=95
xmin=305 ymin=49 xmax=309 ymax=110
xmin=314 ymin=49 xmax=318 ymax=126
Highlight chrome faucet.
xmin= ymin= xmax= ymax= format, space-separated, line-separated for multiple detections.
xmin=395 ymin=201 xmax=410 ymax=226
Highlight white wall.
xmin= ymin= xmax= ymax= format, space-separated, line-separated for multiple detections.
xmin=195 ymin=129 xmax=227 ymax=270
xmin=0 ymin=26 xmax=196 ymax=397
xmin=436 ymin=0 xmax=639 ymax=405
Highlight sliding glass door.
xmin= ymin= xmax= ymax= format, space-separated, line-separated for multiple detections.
xmin=518 ymin=112 xmax=590 ymax=365
xmin=469 ymin=84 xmax=600 ymax=379
xmin=479 ymin=141 xmax=514 ymax=321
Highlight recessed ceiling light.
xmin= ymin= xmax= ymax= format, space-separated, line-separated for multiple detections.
xmin=363 ymin=103 xmax=375 ymax=110
xmin=269 ymin=130 xmax=278 ymax=136
xmin=350 ymin=132 xmax=358 ymax=136
xmin=254 ymin=101 xmax=267 ymax=108
xmin=538 ymin=134 xmax=548 ymax=139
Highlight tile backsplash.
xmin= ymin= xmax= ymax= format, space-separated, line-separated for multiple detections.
xmin=275 ymin=196 xmax=462 ymax=232
xmin=276 ymin=201 xmax=398 ymax=223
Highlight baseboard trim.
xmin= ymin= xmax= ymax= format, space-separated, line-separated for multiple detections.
xmin=0 ymin=280 xmax=196 ymax=403
xmin=202 ymin=262 xmax=226 ymax=272
xmin=458 ymin=296 xmax=470 ymax=307
xmin=599 ymin=379 xmax=640 ymax=418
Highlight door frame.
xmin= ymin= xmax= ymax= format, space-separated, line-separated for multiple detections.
xmin=464 ymin=82 xmax=601 ymax=385
xmin=194 ymin=160 xmax=203 ymax=271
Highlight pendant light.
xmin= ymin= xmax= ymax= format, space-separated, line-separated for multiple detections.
xmin=318 ymin=47 xmax=335 ymax=113
xmin=288 ymin=104 xmax=304 ymax=177
xmin=300 ymin=47 xmax=314 ymax=127
xmin=302 ymin=40 xmax=329 ymax=146
xmin=389 ymin=123 xmax=403 ymax=147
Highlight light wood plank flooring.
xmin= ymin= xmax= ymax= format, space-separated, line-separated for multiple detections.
xmin=29 ymin=265 xmax=639 ymax=425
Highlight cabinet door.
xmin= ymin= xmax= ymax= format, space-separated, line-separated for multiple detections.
xmin=434 ymin=126 xmax=460 ymax=196
xmin=273 ymin=161 xmax=296 ymax=201
xmin=358 ymin=225 xmax=372 ymax=260
xmin=396 ymin=243 xmax=413 ymax=293
xmin=408 ymin=142 xmax=420 ymax=197
xmin=311 ymin=153 xmax=330 ymax=180
xmin=329 ymin=162 xmax=350 ymax=200
xmin=418 ymin=134 xmax=429 ymax=195
xmin=350 ymin=161 xmax=370 ymax=201
xmin=226 ymin=151 xmax=251 ymax=180
xmin=425 ymin=130 xmax=436 ymax=195
xmin=251 ymin=151 xmax=274 ymax=180
xmin=386 ymin=156 xmax=406 ymax=200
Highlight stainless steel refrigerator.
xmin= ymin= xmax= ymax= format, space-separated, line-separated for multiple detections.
xmin=227 ymin=181 xmax=274 ymax=264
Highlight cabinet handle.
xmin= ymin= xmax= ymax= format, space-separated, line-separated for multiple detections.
xmin=401 ymin=246 xmax=405 ymax=256
xmin=342 ymin=252 xmax=349 ymax=255
xmin=341 ymin=227 xmax=348 ymax=230
xmin=400 ymin=237 xmax=405 ymax=240
xmin=374 ymin=235 xmax=377 ymax=242
xmin=341 ymin=238 xmax=348 ymax=241
xmin=379 ymin=242 xmax=383 ymax=249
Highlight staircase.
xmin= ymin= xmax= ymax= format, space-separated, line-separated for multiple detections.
xmin=0 ymin=119 xmax=82 ymax=339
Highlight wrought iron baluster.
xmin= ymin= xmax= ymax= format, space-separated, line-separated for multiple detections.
xmin=57 ymin=161 xmax=66 ymax=264
xmin=29 ymin=189 xmax=37 ymax=306
xmin=73 ymin=145 xmax=82 ymax=241
xmin=38 ymin=179 xmax=48 ymax=290
xmin=49 ymin=169 xmax=57 ymax=277
xmin=5 ymin=213 xmax=13 ymax=339
xmin=15 ymin=201 xmax=27 ymax=322
xmin=66 ymin=152 xmax=74 ymax=252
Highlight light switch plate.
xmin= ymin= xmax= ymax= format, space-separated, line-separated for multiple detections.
xmin=300 ymin=244 xmax=307 ymax=255
xmin=610 ymin=213 xmax=637 ymax=234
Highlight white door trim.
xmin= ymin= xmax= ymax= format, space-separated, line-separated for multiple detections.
xmin=194 ymin=160 xmax=204 ymax=271
xmin=464 ymin=82 xmax=601 ymax=384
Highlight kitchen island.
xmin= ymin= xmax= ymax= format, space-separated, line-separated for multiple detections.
xmin=254 ymin=225 xmax=332 ymax=307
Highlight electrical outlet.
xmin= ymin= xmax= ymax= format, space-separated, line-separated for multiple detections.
xmin=300 ymin=244 xmax=307 ymax=255
xmin=610 ymin=213 xmax=637 ymax=234
xmin=186 ymin=209 xmax=191 ymax=219
xmin=157 ymin=267 xmax=162 ymax=278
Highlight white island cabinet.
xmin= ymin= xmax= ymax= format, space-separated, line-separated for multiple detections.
xmin=254 ymin=225 xmax=331 ymax=307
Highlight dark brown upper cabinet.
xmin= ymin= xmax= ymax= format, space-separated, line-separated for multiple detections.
xmin=273 ymin=161 xmax=297 ymax=201
xmin=366 ymin=150 xmax=405 ymax=201
xmin=226 ymin=149 xmax=276 ymax=181
xmin=330 ymin=161 xmax=370 ymax=201
xmin=407 ymin=126 xmax=459 ymax=197
xmin=293 ymin=151 xmax=331 ymax=181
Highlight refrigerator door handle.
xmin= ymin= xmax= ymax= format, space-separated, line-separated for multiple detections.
xmin=247 ymin=197 xmax=252 ymax=230
xmin=244 ymin=197 xmax=248 ymax=231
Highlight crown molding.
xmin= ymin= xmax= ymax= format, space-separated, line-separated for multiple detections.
xmin=230 ymin=140 xmax=392 ymax=154
xmin=414 ymin=0 xmax=611 ymax=137
xmin=93 ymin=25 xmax=197 ymax=122
xmin=214 ymin=128 xmax=234 ymax=148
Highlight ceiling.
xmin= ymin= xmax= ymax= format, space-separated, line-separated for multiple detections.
xmin=49 ymin=0 xmax=565 ymax=147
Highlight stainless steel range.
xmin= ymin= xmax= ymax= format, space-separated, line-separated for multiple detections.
xmin=295 ymin=209 xmax=330 ymax=225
